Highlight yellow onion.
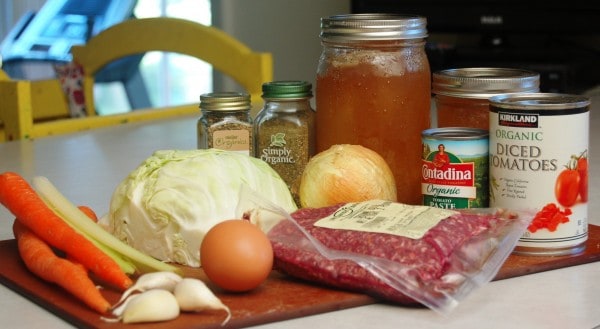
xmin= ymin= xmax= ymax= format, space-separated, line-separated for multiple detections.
xmin=299 ymin=144 xmax=397 ymax=208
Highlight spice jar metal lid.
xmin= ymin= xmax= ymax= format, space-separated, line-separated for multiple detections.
xmin=199 ymin=92 xmax=251 ymax=111
xmin=432 ymin=67 xmax=540 ymax=99
xmin=262 ymin=81 xmax=313 ymax=99
xmin=320 ymin=14 xmax=428 ymax=41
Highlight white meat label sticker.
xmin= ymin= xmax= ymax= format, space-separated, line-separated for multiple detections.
xmin=313 ymin=200 xmax=458 ymax=239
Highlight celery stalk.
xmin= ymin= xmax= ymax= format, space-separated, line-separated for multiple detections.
xmin=94 ymin=242 xmax=137 ymax=274
xmin=32 ymin=176 xmax=181 ymax=275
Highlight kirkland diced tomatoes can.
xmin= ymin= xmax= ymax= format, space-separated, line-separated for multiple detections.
xmin=421 ymin=127 xmax=489 ymax=209
xmin=489 ymin=93 xmax=591 ymax=256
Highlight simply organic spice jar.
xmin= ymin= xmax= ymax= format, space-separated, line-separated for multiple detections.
xmin=316 ymin=14 xmax=431 ymax=205
xmin=197 ymin=92 xmax=253 ymax=155
xmin=433 ymin=67 xmax=540 ymax=130
xmin=254 ymin=81 xmax=315 ymax=205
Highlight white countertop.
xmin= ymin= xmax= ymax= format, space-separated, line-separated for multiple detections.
xmin=1 ymin=96 xmax=599 ymax=329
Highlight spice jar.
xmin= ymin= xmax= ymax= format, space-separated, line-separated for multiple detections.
xmin=254 ymin=81 xmax=315 ymax=205
xmin=316 ymin=14 xmax=431 ymax=205
xmin=433 ymin=67 xmax=540 ymax=130
xmin=197 ymin=92 xmax=253 ymax=155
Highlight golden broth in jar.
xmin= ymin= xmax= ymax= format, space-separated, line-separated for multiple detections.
xmin=316 ymin=14 xmax=431 ymax=204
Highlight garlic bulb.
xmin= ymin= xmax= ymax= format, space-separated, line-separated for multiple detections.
xmin=299 ymin=144 xmax=397 ymax=208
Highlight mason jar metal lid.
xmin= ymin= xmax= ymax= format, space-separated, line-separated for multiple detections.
xmin=199 ymin=92 xmax=251 ymax=111
xmin=320 ymin=14 xmax=428 ymax=41
xmin=432 ymin=67 xmax=540 ymax=99
xmin=262 ymin=81 xmax=313 ymax=99
xmin=489 ymin=93 xmax=591 ymax=110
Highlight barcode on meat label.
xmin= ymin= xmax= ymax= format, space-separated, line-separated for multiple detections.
xmin=362 ymin=216 xmax=385 ymax=228
xmin=354 ymin=210 xmax=378 ymax=221
xmin=314 ymin=200 xmax=457 ymax=239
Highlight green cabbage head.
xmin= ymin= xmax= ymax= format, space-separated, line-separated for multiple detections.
xmin=102 ymin=149 xmax=297 ymax=267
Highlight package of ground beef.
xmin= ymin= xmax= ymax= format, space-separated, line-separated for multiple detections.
xmin=237 ymin=191 xmax=531 ymax=314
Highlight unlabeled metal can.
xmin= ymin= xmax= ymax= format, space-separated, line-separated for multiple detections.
xmin=489 ymin=93 xmax=591 ymax=256
xmin=421 ymin=127 xmax=489 ymax=209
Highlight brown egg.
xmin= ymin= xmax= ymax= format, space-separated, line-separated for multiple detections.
xmin=200 ymin=219 xmax=273 ymax=292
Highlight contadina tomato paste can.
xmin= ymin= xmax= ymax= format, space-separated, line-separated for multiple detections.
xmin=421 ymin=128 xmax=489 ymax=209
xmin=489 ymin=93 xmax=591 ymax=256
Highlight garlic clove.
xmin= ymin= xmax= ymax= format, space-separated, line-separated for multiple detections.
xmin=110 ymin=295 xmax=135 ymax=318
xmin=122 ymin=289 xmax=180 ymax=324
xmin=174 ymin=278 xmax=232 ymax=325
xmin=115 ymin=271 xmax=183 ymax=306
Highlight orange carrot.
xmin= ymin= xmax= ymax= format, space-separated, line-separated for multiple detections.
xmin=78 ymin=205 xmax=98 ymax=223
xmin=0 ymin=172 xmax=132 ymax=290
xmin=64 ymin=206 xmax=99 ymax=263
xmin=12 ymin=220 xmax=112 ymax=314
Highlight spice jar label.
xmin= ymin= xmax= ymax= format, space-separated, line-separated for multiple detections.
xmin=213 ymin=129 xmax=251 ymax=155
xmin=259 ymin=133 xmax=296 ymax=164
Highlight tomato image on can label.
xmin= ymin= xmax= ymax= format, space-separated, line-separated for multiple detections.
xmin=489 ymin=93 xmax=590 ymax=256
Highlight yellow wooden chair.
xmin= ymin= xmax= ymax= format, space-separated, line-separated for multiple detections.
xmin=0 ymin=17 xmax=273 ymax=141
xmin=0 ymin=69 xmax=9 ymax=80
xmin=0 ymin=69 xmax=10 ymax=140
xmin=0 ymin=72 xmax=101 ymax=141
xmin=71 ymin=17 xmax=272 ymax=112
xmin=1 ymin=68 xmax=73 ymax=141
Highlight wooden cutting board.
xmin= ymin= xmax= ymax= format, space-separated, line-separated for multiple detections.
xmin=1 ymin=225 xmax=600 ymax=328
xmin=495 ymin=224 xmax=600 ymax=280
xmin=0 ymin=238 xmax=374 ymax=328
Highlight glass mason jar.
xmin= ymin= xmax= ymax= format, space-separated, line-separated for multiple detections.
xmin=433 ymin=67 xmax=540 ymax=130
xmin=254 ymin=81 xmax=315 ymax=205
xmin=197 ymin=92 xmax=253 ymax=155
xmin=316 ymin=14 xmax=431 ymax=205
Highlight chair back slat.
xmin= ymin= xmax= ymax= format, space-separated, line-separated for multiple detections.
xmin=0 ymin=17 xmax=273 ymax=142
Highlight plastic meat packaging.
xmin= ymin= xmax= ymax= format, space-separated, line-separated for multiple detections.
xmin=236 ymin=187 xmax=531 ymax=315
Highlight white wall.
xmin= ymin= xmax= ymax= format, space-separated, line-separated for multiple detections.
xmin=0 ymin=0 xmax=45 ymax=41
xmin=211 ymin=0 xmax=351 ymax=92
